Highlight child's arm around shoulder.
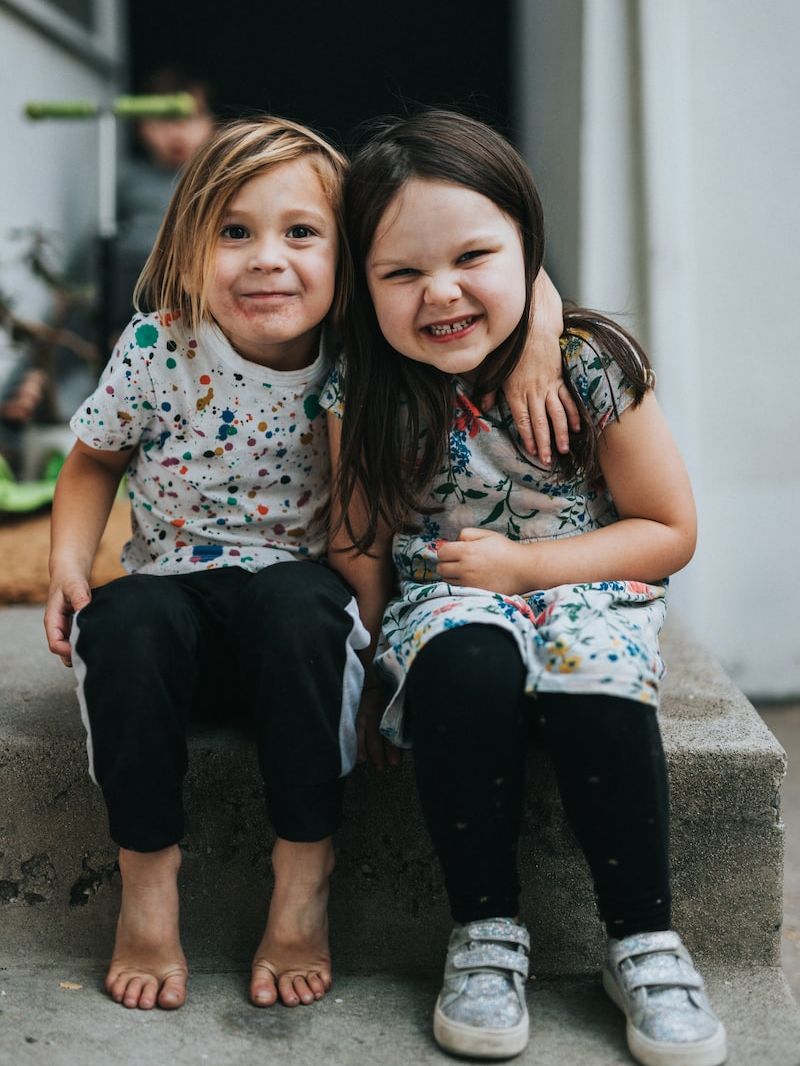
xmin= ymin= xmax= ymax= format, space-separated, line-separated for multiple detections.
xmin=480 ymin=268 xmax=581 ymax=462
xmin=45 ymin=440 xmax=131 ymax=666
xmin=436 ymin=389 xmax=697 ymax=593
xmin=327 ymin=412 xmax=399 ymax=769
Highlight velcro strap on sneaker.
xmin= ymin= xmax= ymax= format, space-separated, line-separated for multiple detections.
xmin=452 ymin=943 xmax=529 ymax=978
xmin=626 ymin=967 xmax=704 ymax=993
xmin=614 ymin=931 xmax=682 ymax=963
xmin=464 ymin=921 xmax=530 ymax=951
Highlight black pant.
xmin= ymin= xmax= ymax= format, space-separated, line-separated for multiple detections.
xmin=405 ymin=625 xmax=672 ymax=937
xmin=72 ymin=562 xmax=363 ymax=851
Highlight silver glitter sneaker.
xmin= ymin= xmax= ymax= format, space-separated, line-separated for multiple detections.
xmin=603 ymin=931 xmax=727 ymax=1066
xmin=433 ymin=918 xmax=530 ymax=1060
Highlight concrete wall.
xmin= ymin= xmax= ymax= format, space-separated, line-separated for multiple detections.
xmin=514 ymin=0 xmax=800 ymax=697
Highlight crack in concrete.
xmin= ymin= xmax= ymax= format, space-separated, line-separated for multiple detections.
xmin=68 ymin=853 xmax=118 ymax=907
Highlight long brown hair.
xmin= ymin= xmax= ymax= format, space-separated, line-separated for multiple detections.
xmin=135 ymin=116 xmax=351 ymax=330
xmin=338 ymin=110 xmax=652 ymax=550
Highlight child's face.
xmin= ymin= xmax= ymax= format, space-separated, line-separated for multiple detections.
xmin=138 ymin=108 xmax=215 ymax=170
xmin=366 ymin=179 xmax=527 ymax=377
xmin=206 ymin=158 xmax=338 ymax=370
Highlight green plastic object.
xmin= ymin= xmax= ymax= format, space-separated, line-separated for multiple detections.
xmin=0 ymin=454 xmax=58 ymax=515
xmin=25 ymin=100 xmax=98 ymax=120
xmin=113 ymin=92 xmax=196 ymax=118
xmin=25 ymin=93 xmax=196 ymax=122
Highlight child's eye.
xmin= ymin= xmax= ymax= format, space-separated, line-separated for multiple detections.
xmin=383 ymin=267 xmax=418 ymax=280
xmin=458 ymin=249 xmax=490 ymax=263
xmin=221 ymin=224 xmax=249 ymax=240
xmin=287 ymin=225 xmax=316 ymax=239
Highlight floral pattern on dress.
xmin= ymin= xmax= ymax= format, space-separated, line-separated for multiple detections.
xmin=321 ymin=331 xmax=667 ymax=746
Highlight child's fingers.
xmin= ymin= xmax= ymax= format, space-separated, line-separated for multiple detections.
xmin=435 ymin=561 xmax=461 ymax=582
xmin=505 ymin=393 xmax=536 ymax=456
xmin=435 ymin=541 xmax=460 ymax=563
xmin=43 ymin=608 xmax=73 ymax=665
xmin=529 ymin=397 xmax=554 ymax=465
xmin=457 ymin=528 xmax=494 ymax=542
xmin=560 ymin=382 xmax=582 ymax=432
xmin=544 ymin=390 xmax=570 ymax=456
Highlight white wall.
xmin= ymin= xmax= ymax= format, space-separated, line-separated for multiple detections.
xmin=0 ymin=3 xmax=121 ymax=324
xmin=515 ymin=0 xmax=800 ymax=697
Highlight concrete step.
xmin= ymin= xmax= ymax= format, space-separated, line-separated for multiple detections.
xmin=0 ymin=605 xmax=787 ymax=975
xmin=0 ymin=964 xmax=798 ymax=1066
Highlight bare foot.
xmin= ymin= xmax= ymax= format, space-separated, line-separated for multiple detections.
xmin=105 ymin=845 xmax=189 ymax=1010
xmin=250 ymin=837 xmax=334 ymax=1008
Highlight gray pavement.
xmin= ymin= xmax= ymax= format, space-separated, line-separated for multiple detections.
xmin=1 ymin=965 xmax=798 ymax=1066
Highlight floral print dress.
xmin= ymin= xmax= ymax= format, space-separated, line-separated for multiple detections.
xmin=323 ymin=332 xmax=667 ymax=747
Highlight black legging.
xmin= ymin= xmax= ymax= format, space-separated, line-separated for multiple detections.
xmin=405 ymin=624 xmax=671 ymax=937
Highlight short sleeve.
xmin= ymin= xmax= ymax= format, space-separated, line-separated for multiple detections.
xmin=561 ymin=330 xmax=637 ymax=433
xmin=319 ymin=354 xmax=346 ymax=420
xmin=70 ymin=317 xmax=160 ymax=451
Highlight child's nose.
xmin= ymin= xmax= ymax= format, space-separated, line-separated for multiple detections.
xmin=423 ymin=273 xmax=461 ymax=306
xmin=248 ymin=237 xmax=288 ymax=271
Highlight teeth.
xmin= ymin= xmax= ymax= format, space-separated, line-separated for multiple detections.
xmin=428 ymin=317 xmax=473 ymax=336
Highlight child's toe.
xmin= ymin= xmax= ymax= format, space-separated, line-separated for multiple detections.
xmin=139 ymin=977 xmax=160 ymax=1010
xmin=307 ymin=972 xmax=327 ymax=999
xmin=277 ymin=973 xmax=301 ymax=1007
xmin=158 ymin=973 xmax=186 ymax=1009
xmin=250 ymin=962 xmax=279 ymax=1007
xmin=122 ymin=976 xmax=145 ymax=1008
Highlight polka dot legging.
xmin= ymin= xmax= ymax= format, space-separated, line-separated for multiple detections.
xmin=405 ymin=624 xmax=672 ymax=936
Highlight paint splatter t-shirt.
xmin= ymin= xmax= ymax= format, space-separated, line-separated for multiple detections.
xmin=70 ymin=312 xmax=332 ymax=574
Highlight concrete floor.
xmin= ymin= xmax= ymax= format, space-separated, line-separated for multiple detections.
xmin=758 ymin=702 xmax=800 ymax=1001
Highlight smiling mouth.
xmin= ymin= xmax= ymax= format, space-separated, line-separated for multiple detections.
xmin=241 ymin=290 xmax=297 ymax=299
xmin=424 ymin=316 xmax=479 ymax=338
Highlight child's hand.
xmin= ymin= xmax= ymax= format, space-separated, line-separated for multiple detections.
xmin=436 ymin=529 xmax=526 ymax=595
xmin=480 ymin=337 xmax=581 ymax=464
xmin=479 ymin=268 xmax=580 ymax=462
xmin=44 ymin=574 xmax=92 ymax=667
xmin=357 ymin=684 xmax=402 ymax=770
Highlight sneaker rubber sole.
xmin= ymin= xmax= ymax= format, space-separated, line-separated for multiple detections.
xmin=433 ymin=995 xmax=529 ymax=1060
xmin=602 ymin=968 xmax=727 ymax=1066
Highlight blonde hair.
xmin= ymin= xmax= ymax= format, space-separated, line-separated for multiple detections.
xmin=135 ymin=116 xmax=351 ymax=330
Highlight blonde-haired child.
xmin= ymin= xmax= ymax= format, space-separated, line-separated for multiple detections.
xmin=45 ymin=115 xmax=570 ymax=1013
xmin=46 ymin=117 xmax=364 ymax=1012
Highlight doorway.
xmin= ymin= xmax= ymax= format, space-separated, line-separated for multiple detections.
xmin=128 ymin=0 xmax=512 ymax=148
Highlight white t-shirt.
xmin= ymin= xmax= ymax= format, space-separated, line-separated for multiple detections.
xmin=71 ymin=312 xmax=332 ymax=575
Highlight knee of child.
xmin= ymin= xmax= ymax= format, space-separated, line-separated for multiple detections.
xmin=76 ymin=575 xmax=194 ymax=653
